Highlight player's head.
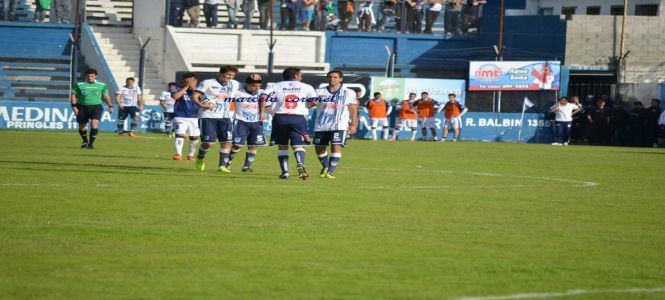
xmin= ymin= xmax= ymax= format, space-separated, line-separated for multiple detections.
xmin=182 ymin=72 xmax=198 ymax=85
xmin=245 ymin=75 xmax=262 ymax=93
xmin=218 ymin=65 xmax=238 ymax=83
xmin=84 ymin=69 xmax=97 ymax=82
xmin=448 ymin=93 xmax=456 ymax=101
xmin=408 ymin=92 xmax=416 ymax=100
xmin=571 ymin=95 xmax=580 ymax=103
xmin=167 ymin=82 xmax=177 ymax=90
xmin=326 ymin=70 xmax=343 ymax=86
xmin=283 ymin=67 xmax=302 ymax=81
xmin=125 ymin=77 xmax=135 ymax=87
xmin=650 ymin=98 xmax=661 ymax=107
xmin=421 ymin=91 xmax=428 ymax=100
xmin=374 ymin=92 xmax=381 ymax=99
xmin=558 ymin=97 xmax=568 ymax=104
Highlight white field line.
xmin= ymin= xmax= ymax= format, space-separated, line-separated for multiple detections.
xmin=453 ymin=286 xmax=665 ymax=300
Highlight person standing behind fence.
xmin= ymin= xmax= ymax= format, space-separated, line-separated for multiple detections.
xmin=444 ymin=0 xmax=463 ymax=35
xmin=646 ymin=99 xmax=662 ymax=147
xmin=300 ymin=0 xmax=315 ymax=30
xmin=51 ymin=0 xmax=70 ymax=23
xmin=549 ymin=97 xmax=580 ymax=146
xmin=34 ymin=0 xmax=50 ymax=22
xmin=587 ymin=99 xmax=610 ymax=145
xmin=627 ymin=102 xmax=647 ymax=147
xmin=657 ymin=109 xmax=665 ymax=147
xmin=181 ymin=0 xmax=200 ymax=27
xmin=258 ymin=0 xmax=271 ymax=29
xmin=423 ymin=0 xmax=443 ymax=34
xmin=203 ymin=0 xmax=219 ymax=27
xmin=608 ymin=101 xmax=628 ymax=146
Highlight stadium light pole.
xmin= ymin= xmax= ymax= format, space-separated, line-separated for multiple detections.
xmin=267 ymin=0 xmax=276 ymax=75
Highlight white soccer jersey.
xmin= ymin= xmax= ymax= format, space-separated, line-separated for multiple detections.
xmin=196 ymin=78 xmax=240 ymax=119
xmin=159 ymin=90 xmax=175 ymax=113
xmin=233 ymin=88 xmax=263 ymax=122
xmin=263 ymin=80 xmax=318 ymax=116
xmin=116 ymin=86 xmax=142 ymax=107
xmin=314 ymin=86 xmax=357 ymax=132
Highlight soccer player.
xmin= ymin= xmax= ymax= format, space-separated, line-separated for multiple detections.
xmin=260 ymin=67 xmax=318 ymax=180
xmin=388 ymin=93 xmax=418 ymax=141
xmin=414 ymin=91 xmax=439 ymax=141
xmin=159 ymin=82 xmax=177 ymax=137
xmin=71 ymin=68 xmax=114 ymax=149
xmin=364 ymin=92 xmax=392 ymax=140
xmin=224 ymin=75 xmax=267 ymax=172
xmin=439 ymin=93 xmax=468 ymax=142
xmin=115 ymin=77 xmax=143 ymax=137
xmin=550 ymin=97 xmax=581 ymax=146
xmin=311 ymin=70 xmax=358 ymax=179
xmin=192 ymin=65 xmax=240 ymax=172
xmin=171 ymin=72 xmax=201 ymax=160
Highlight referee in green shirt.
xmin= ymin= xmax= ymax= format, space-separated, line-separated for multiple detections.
xmin=71 ymin=69 xmax=114 ymax=149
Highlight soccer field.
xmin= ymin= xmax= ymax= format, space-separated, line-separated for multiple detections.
xmin=1 ymin=130 xmax=664 ymax=299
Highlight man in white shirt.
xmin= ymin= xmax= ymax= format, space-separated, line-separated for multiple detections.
xmin=260 ymin=67 xmax=318 ymax=180
xmin=115 ymin=77 xmax=143 ymax=137
xmin=550 ymin=97 xmax=581 ymax=146
xmin=159 ymin=82 xmax=177 ymax=137
xmin=310 ymin=70 xmax=358 ymax=179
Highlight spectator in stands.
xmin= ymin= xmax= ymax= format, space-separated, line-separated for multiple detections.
xmin=1 ymin=0 xmax=14 ymax=21
xmin=315 ymin=0 xmax=331 ymax=30
xmin=423 ymin=0 xmax=443 ymax=34
xmin=549 ymin=97 xmax=580 ymax=146
xmin=357 ymin=0 xmax=374 ymax=32
xmin=300 ymin=0 xmax=316 ymax=30
xmin=224 ymin=0 xmax=239 ymax=28
xmin=34 ymin=0 xmax=50 ymax=23
xmin=51 ymin=0 xmax=70 ymax=23
xmin=337 ymin=0 xmax=353 ymax=31
xmin=203 ymin=0 xmax=219 ymax=28
xmin=628 ymin=101 xmax=647 ymax=147
xmin=645 ymin=98 xmax=662 ymax=147
xmin=587 ymin=99 xmax=610 ymax=145
xmin=258 ymin=0 xmax=271 ymax=29
xmin=405 ymin=0 xmax=424 ymax=34
xmin=376 ymin=0 xmax=398 ymax=32
xmin=280 ymin=0 xmax=297 ymax=30
xmin=608 ymin=101 xmax=628 ymax=146
xmin=444 ymin=0 xmax=463 ymax=35
xmin=462 ymin=0 xmax=485 ymax=33
xmin=241 ymin=0 xmax=256 ymax=29
xmin=181 ymin=0 xmax=201 ymax=27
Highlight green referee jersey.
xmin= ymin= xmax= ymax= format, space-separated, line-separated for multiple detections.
xmin=73 ymin=81 xmax=109 ymax=105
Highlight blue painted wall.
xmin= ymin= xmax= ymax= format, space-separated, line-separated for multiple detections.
xmin=0 ymin=21 xmax=73 ymax=59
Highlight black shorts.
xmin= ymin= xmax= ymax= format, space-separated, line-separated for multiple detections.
xmin=163 ymin=112 xmax=175 ymax=121
xmin=76 ymin=104 xmax=103 ymax=123
xmin=271 ymin=114 xmax=309 ymax=146
xmin=200 ymin=118 xmax=233 ymax=143
xmin=118 ymin=106 xmax=140 ymax=120
xmin=659 ymin=125 xmax=665 ymax=139
xmin=314 ymin=130 xmax=347 ymax=147
xmin=233 ymin=120 xmax=266 ymax=146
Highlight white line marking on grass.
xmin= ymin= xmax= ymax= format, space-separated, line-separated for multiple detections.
xmin=452 ymin=286 xmax=665 ymax=300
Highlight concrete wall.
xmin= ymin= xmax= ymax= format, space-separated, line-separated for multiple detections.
xmin=565 ymin=14 xmax=665 ymax=83
xmin=507 ymin=0 xmax=663 ymax=16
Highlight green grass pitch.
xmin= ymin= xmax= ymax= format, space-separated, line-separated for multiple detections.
xmin=1 ymin=130 xmax=664 ymax=299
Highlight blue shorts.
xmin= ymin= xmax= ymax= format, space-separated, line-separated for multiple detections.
xmin=271 ymin=114 xmax=309 ymax=146
xmin=119 ymin=106 xmax=140 ymax=120
xmin=314 ymin=130 xmax=347 ymax=147
xmin=233 ymin=120 xmax=266 ymax=146
xmin=200 ymin=118 xmax=233 ymax=143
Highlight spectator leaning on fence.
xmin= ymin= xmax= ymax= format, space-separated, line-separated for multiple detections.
xmin=34 ymin=0 xmax=50 ymax=22
xmin=587 ymin=99 xmax=610 ymax=146
xmin=182 ymin=0 xmax=201 ymax=27
xmin=646 ymin=99 xmax=662 ymax=147
xmin=51 ymin=0 xmax=70 ymax=23
xmin=549 ymin=97 xmax=580 ymax=146
xmin=203 ymin=0 xmax=219 ymax=28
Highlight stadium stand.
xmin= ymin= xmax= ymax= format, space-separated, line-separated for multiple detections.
xmin=85 ymin=0 xmax=134 ymax=27
xmin=0 ymin=22 xmax=75 ymax=102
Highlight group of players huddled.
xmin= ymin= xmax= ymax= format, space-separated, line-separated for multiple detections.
xmin=158 ymin=66 xmax=357 ymax=180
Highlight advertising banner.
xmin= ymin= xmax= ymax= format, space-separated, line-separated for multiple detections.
xmin=371 ymin=77 xmax=466 ymax=105
xmin=469 ymin=61 xmax=561 ymax=91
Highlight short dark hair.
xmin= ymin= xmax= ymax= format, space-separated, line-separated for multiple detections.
xmin=409 ymin=92 xmax=416 ymax=96
xmin=219 ymin=65 xmax=239 ymax=74
xmin=167 ymin=82 xmax=177 ymax=87
xmin=374 ymin=92 xmax=381 ymax=96
xmin=85 ymin=69 xmax=98 ymax=75
xmin=421 ymin=92 xmax=428 ymax=95
xmin=282 ymin=67 xmax=301 ymax=80
xmin=558 ymin=97 xmax=568 ymax=101
xmin=182 ymin=72 xmax=197 ymax=80
xmin=126 ymin=77 xmax=135 ymax=82
xmin=245 ymin=75 xmax=262 ymax=84
xmin=448 ymin=93 xmax=456 ymax=97
xmin=327 ymin=70 xmax=344 ymax=78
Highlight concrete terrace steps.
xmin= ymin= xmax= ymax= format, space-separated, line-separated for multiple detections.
xmin=85 ymin=0 xmax=134 ymax=27
xmin=90 ymin=26 xmax=164 ymax=104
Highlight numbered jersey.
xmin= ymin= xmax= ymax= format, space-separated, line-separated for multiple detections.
xmin=263 ymin=80 xmax=318 ymax=116
xmin=314 ymin=86 xmax=357 ymax=132
xmin=196 ymin=78 xmax=240 ymax=119
xmin=116 ymin=86 xmax=142 ymax=107
xmin=232 ymin=88 xmax=263 ymax=122
xmin=159 ymin=90 xmax=176 ymax=113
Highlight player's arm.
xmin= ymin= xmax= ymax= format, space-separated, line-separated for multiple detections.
xmin=459 ymin=103 xmax=468 ymax=116
xmin=70 ymin=86 xmax=79 ymax=115
xmin=386 ymin=103 xmax=393 ymax=116
xmin=348 ymin=102 xmax=359 ymax=135
xmin=159 ymin=98 xmax=168 ymax=110
xmin=550 ymin=104 xmax=559 ymax=113
xmin=192 ymin=83 xmax=212 ymax=109
xmin=115 ymin=92 xmax=123 ymax=110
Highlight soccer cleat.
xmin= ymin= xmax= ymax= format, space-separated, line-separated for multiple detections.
xmin=80 ymin=142 xmax=88 ymax=148
xmin=551 ymin=142 xmax=562 ymax=146
xmin=128 ymin=131 xmax=136 ymax=137
xmin=172 ymin=154 xmax=182 ymax=160
xmin=219 ymin=166 xmax=232 ymax=173
xmin=117 ymin=132 xmax=124 ymax=137
xmin=187 ymin=155 xmax=195 ymax=161
xmin=452 ymin=139 xmax=457 ymax=142
xmin=86 ymin=144 xmax=95 ymax=150
xmin=409 ymin=138 xmax=415 ymax=142
xmin=195 ymin=158 xmax=205 ymax=171
xmin=325 ymin=172 xmax=336 ymax=179
xmin=279 ymin=173 xmax=289 ymax=179
xmin=319 ymin=167 xmax=328 ymax=178
xmin=296 ymin=164 xmax=309 ymax=180
xmin=387 ymin=137 xmax=396 ymax=142
xmin=241 ymin=167 xmax=254 ymax=172
xmin=563 ymin=142 xmax=569 ymax=146
xmin=440 ymin=138 xmax=446 ymax=142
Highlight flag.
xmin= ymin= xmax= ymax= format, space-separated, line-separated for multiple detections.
xmin=522 ymin=97 xmax=535 ymax=111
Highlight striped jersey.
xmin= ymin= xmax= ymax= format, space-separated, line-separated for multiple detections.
xmin=116 ymin=86 xmax=142 ymax=107
xmin=233 ymin=87 xmax=263 ymax=123
xmin=196 ymin=78 xmax=239 ymax=119
xmin=159 ymin=90 xmax=175 ymax=113
xmin=314 ymin=85 xmax=357 ymax=132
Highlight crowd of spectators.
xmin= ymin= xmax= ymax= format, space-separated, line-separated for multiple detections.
xmin=171 ymin=0 xmax=486 ymax=34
